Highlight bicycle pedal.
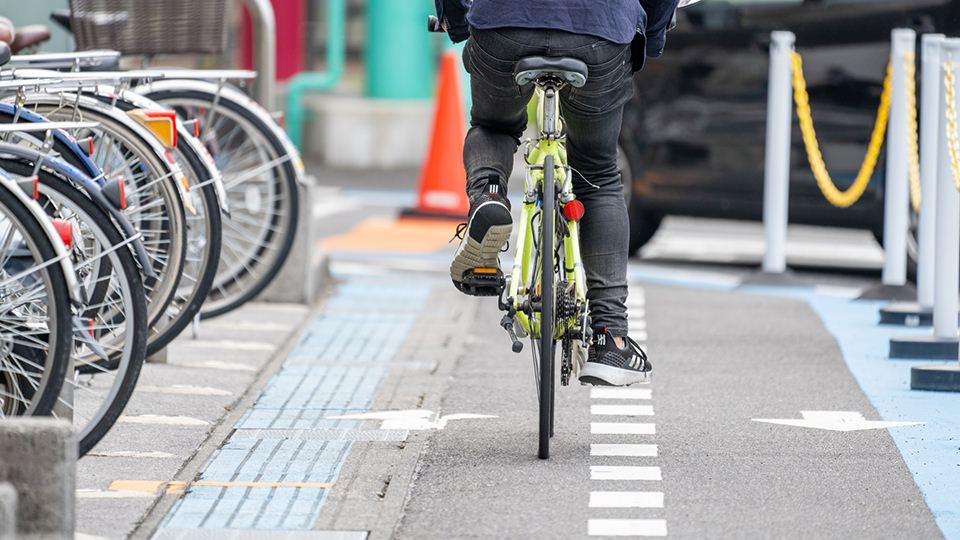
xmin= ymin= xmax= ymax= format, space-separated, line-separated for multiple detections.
xmin=454 ymin=267 xmax=505 ymax=297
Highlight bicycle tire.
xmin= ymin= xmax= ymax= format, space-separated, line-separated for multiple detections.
xmin=137 ymin=83 xmax=299 ymax=319
xmin=9 ymin=97 xmax=189 ymax=331
xmin=538 ymin=154 xmax=556 ymax=460
xmin=85 ymin=90 xmax=224 ymax=354
xmin=0 ymin=156 xmax=148 ymax=454
xmin=0 ymin=179 xmax=73 ymax=417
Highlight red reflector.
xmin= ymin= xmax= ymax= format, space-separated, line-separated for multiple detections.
xmin=51 ymin=218 xmax=73 ymax=250
xmin=563 ymin=200 xmax=585 ymax=221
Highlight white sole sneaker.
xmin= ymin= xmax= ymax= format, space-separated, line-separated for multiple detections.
xmin=578 ymin=362 xmax=651 ymax=386
xmin=449 ymin=200 xmax=512 ymax=284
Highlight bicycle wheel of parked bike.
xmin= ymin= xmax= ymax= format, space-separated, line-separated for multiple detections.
xmin=86 ymin=90 xmax=224 ymax=355
xmin=18 ymin=96 xmax=189 ymax=331
xmin=0 ymin=178 xmax=72 ymax=417
xmin=0 ymin=154 xmax=148 ymax=454
xmin=535 ymin=154 xmax=557 ymax=460
xmin=138 ymin=80 xmax=300 ymax=319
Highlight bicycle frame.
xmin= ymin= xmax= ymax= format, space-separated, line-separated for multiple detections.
xmin=508 ymin=85 xmax=587 ymax=341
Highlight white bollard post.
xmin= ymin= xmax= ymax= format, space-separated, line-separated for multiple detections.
xmin=932 ymin=39 xmax=960 ymax=342
xmin=881 ymin=28 xmax=916 ymax=287
xmin=911 ymin=37 xmax=960 ymax=391
xmin=917 ymin=34 xmax=946 ymax=309
xmin=762 ymin=31 xmax=795 ymax=275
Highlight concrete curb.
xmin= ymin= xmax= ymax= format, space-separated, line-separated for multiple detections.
xmin=0 ymin=418 xmax=76 ymax=539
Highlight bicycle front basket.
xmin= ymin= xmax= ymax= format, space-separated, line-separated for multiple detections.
xmin=69 ymin=0 xmax=227 ymax=56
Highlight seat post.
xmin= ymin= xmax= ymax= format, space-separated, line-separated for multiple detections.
xmin=540 ymin=85 xmax=559 ymax=140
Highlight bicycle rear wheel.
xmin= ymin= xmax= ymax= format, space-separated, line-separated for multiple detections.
xmin=537 ymin=154 xmax=556 ymax=460
xmin=0 ymin=181 xmax=73 ymax=417
xmin=137 ymin=82 xmax=300 ymax=319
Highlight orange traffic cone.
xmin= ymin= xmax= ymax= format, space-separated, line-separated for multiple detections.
xmin=404 ymin=49 xmax=470 ymax=219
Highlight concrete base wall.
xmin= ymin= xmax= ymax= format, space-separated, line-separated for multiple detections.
xmin=257 ymin=182 xmax=330 ymax=304
xmin=0 ymin=418 xmax=76 ymax=539
xmin=302 ymin=95 xmax=432 ymax=169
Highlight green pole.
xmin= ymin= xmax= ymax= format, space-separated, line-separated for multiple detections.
xmin=366 ymin=0 xmax=435 ymax=99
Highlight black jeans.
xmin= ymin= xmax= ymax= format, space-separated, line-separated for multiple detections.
xmin=462 ymin=26 xmax=634 ymax=336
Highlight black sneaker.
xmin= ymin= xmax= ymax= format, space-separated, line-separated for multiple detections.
xmin=578 ymin=328 xmax=651 ymax=386
xmin=450 ymin=177 xmax=512 ymax=296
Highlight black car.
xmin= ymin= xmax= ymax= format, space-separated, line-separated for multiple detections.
xmin=621 ymin=0 xmax=960 ymax=260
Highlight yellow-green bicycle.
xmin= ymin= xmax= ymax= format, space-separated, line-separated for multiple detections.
xmin=496 ymin=57 xmax=592 ymax=460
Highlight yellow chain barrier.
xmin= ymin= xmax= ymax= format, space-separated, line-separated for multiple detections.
xmin=905 ymin=51 xmax=921 ymax=213
xmin=791 ymin=50 xmax=891 ymax=208
xmin=945 ymin=60 xmax=960 ymax=191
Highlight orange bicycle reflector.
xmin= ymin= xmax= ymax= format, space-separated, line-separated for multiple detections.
xmin=563 ymin=200 xmax=584 ymax=221
xmin=473 ymin=268 xmax=498 ymax=273
xmin=127 ymin=109 xmax=178 ymax=149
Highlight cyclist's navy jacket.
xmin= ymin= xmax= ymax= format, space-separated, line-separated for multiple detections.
xmin=434 ymin=0 xmax=681 ymax=69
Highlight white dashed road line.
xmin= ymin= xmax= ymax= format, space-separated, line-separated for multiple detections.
xmin=588 ymin=286 xmax=667 ymax=537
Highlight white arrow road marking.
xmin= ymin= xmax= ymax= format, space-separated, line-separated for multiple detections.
xmin=752 ymin=411 xmax=923 ymax=432
xmin=328 ymin=410 xmax=497 ymax=430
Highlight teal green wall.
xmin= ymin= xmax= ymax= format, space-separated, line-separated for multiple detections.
xmin=2 ymin=0 xmax=72 ymax=53
xmin=365 ymin=0 xmax=436 ymax=99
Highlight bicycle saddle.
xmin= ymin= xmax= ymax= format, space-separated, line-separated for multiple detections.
xmin=11 ymin=25 xmax=51 ymax=53
xmin=514 ymin=56 xmax=588 ymax=88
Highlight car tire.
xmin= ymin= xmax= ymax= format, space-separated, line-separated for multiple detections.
xmin=628 ymin=199 xmax=664 ymax=256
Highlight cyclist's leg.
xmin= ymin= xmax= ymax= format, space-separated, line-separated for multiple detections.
xmin=451 ymin=28 xmax=539 ymax=293
xmin=462 ymin=27 xmax=538 ymax=197
xmin=555 ymin=34 xmax=634 ymax=336
xmin=552 ymin=34 xmax=650 ymax=384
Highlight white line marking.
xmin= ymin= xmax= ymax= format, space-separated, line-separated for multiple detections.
xmin=591 ymin=388 xmax=652 ymax=400
xmin=181 ymin=340 xmax=276 ymax=351
xmin=166 ymin=360 xmax=258 ymax=372
xmin=588 ymin=519 xmax=667 ymax=537
xmin=591 ymin=443 xmax=658 ymax=457
xmin=136 ymin=385 xmax=232 ymax=396
xmin=628 ymin=308 xmax=646 ymax=318
xmin=629 ymin=331 xmax=648 ymax=342
xmin=589 ymin=491 xmax=664 ymax=508
xmin=201 ymin=321 xmax=294 ymax=332
xmin=85 ymin=451 xmax=177 ymax=459
xmin=591 ymin=422 xmax=655 ymax=435
xmin=76 ymin=489 xmax=154 ymax=499
xmin=591 ymin=466 xmax=662 ymax=481
xmin=117 ymin=415 xmax=210 ymax=426
xmin=591 ymin=405 xmax=654 ymax=416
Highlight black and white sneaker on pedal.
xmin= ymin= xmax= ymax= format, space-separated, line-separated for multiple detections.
xmin=578 ymin=328 xmax=651 ymax=386
xmin=450 ymin=178 xmax=512 ymax=296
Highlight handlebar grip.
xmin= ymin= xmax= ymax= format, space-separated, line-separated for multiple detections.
xmin=427 ymin=15 xmax=444 ymax=33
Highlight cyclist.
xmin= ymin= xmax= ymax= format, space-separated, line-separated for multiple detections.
xmin=442 ymin=0 xmax=679 ymax=386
